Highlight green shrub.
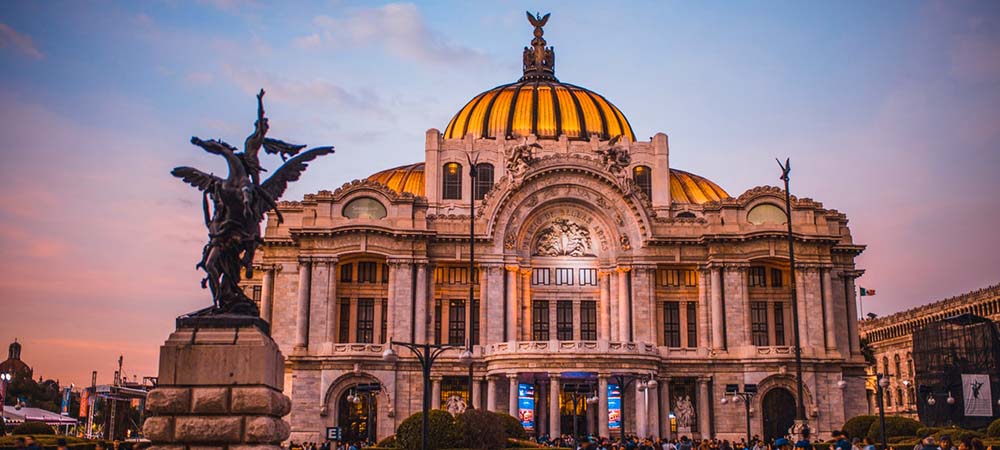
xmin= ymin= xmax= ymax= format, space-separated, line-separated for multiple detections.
xmin=866 ymin=416 xmax=922 ymax=441
xmin=987 ymin=419 xmax=1000 ymax=438
xmin=457 ymin=409 xmax=505 ymax=450
xmin=376 ymin=435 xmax=398 ymax=448
xmin=395 ymin=410 xmax=461 ymax=450
xmin=933 ymin=429 xmax=984 ymax=442
xmin=11 ymin=421 xmax=56 ymax=435
xmin=916 ymin=427 xmax=943 ymax=438
xmin=843 ymin=415 xmax=878 ymax=440
xmin=491 ymin=412 xmax=527 ymax=440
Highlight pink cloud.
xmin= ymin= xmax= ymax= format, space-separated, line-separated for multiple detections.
xmin=0 ymin=23 xmax=43 ymax=60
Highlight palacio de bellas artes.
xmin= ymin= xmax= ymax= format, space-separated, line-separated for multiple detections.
xmin=3 ymin=3 xmax=1000 ymax=450
xmin=246 ymin=13 xmax=871 ymax=444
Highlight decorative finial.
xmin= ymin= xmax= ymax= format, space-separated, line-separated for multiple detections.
xmin=521 ymin=11 xmax=556 ymax=81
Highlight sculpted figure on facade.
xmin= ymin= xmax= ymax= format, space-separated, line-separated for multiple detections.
xmin=445 ymin=395 xmax=467 ymax=416
xmin=675 ymin=395 xmax=695 ymax=428
xmin=506 ymin=141 xmax=540 ymax=180
xmin=535 ymin=218 xmax=594 ymax=257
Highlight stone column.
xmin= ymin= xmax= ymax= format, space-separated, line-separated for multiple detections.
xmin=538 ymin=383 xmax=548 ymax=436
xmin=521 ymin=269 xmax=532 ymax=341
xmin=414 ymin=262 xmax=428 ymax=344
xmin=739 ymin=267 xmax=752 ymax=347
xmin=473 ymin=377 xmax=483 ymax=411
xmin=697 ymin=377 xmax=711 ymax=439
xmin=659 ymin=377 xmax=671 ymax=439
xmin=631 ymin=265 xmax=655 ymax=343
xmin=487 ymin=376 xmax=497 ymax=412
xmin=823 ymin=268 xmax=837 ymax=352
xmin=431 ymin=376 xmax=442 ymax=409
xmin=646 ymin=382 xmax=660 ymax=439
xmin=479 ymin=265 xmax=490 ymax=345
xmin=845 ymin=273 xmax=862 ymax=355
xmin=323 ymin=262 xmax=338 ymax=349
xmin=598 ymin=374 xmax=610 ymax=438
xmin=486 ymin=265 xmax=505 ymax=344
xmin=710 ymin=267 xmax=724 ymax=352
xmin=506 ymin=266 xmax=519 ymax=342
xmin=388 ymin=260 xmax=414 ymax=343
xmin=697 ymin=269 xmax=711 ymax=353
xmin=795 ymin=267 xmax=812 ymax=353
xmin=260 ymin=265 xmax=276 ymax=324
xmin=309 ymin=258 xmax=334 ymax=352
xmin=599 ymin=271 xmax=612 ymax=341
xmin=508 ymin=373 xmax=519 ymax=416
xmin=609 ymin=270 xmax=620 ymax=342
xmin=635 ymin=384 xmax=648 ymax=438
xmin=144 ymin=323 xmax=292 ymax=450
xmin=549 ymin=374 xmax=561 ymax=438
xmin=617 ymin=267 xmax=631 ymax=341
xmin=295 ymin=258 xmax=312 ymax=351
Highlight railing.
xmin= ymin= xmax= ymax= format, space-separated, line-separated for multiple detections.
xmin=484 ymin=340 xmax=660 ymax=357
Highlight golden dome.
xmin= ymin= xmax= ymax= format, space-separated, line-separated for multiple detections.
xmin=443 ymin=12 xmax=634 ymax=142
xmin=367 ymin=163 xmax=729 ymax=204
xmin=443 ymin=81 xmax=635 ymax=142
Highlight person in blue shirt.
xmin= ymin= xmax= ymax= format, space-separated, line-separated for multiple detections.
xmin=833 ymin=430 xmax=851 ymax=450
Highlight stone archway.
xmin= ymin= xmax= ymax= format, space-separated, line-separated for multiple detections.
xmin=761 ymin=388 xmax=796 ymax=441
xmin=338 ymin=387 xmax=378 ymax=444
xmin=322 ymin=372 xmax=391 ymax=443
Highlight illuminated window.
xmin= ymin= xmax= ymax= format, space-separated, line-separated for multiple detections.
xmin=532 ymin=268 xmax=550 ymax=285
xmin=474 ymin=163 xmax=494 ymax=200
xmin=579 ymin=269 xmax=597 ymax=286
xmin=747 ymin=203 xmax=786 ymax=225
xmin=251 ymin=285 xmax=261 ymax=303
xmin=633 ymin=165 xmax=652 ymax=198
xmin=555 ymin=268 xmax=574 ymax=285
xmin=442 ymin=162 xmax=462 ymax=200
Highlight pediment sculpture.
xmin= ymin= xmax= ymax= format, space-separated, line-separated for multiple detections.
xmin=534 ymin=218 xmax=595 ymax=257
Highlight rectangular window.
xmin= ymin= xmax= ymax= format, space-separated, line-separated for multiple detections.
xmin=358 ymin=262 xmax=377 ymax=283
xmin=659 ymin=269 xmax=681 ymax=287
xmin=473 ymin=164 xmax=494 ymax=200
xmin=750 ymin=301 xmax=769 ymax=346
xmin=443 ymin=267 xmax=474 ymax=284
xmin=532 ymin=300 xmax=550 ymax=341
xmin=442 ymin=163 xmax=463 ymax=200
xmin=382 ymin=263 xmax=390 ymax=283
xmin=471 ymin=299 xmax=480 ymax=346
xmin=774 ymin=302 xmax=786 ymax=345
xmin=338 ymin=300 xmax=350 ymax=343
xmin=556 ymin=301 xmax=573 ymax=340
xmin=663 ymin=302 xmax=681 ymax=347
xmin=340 ymin=263 xmax=353 ymax=282
xmin=686 ymin=302 xmax=697 ymax=348
xmin=581 ymin=301 xmax=597 ymax=340
xmin=380 ymin=299 xmax=387 ymax=343
xmin=251 ymin=285 xmax=262 ymax=303
xmin=434 ymin=300 xmax=442 ymax=345
xmin=434 ymin=267 xmax=445 ymax=284
xmin=532 ymin=268 xmax=550 ymax=286
xmin=683 ymin=269 xmax=697 ymax=287
xmin=771 ymin=268 xmax=784 ymax=288
xmin=579 ymin=269 xmax=598 ymax=286
xmin=555 ymin=268 xmax=573 ymax=286
xmin=749 ymin=266 xmax=767 ymax=287
xmin=448 ymin=300 xmax=465 ymax=346
xmin=357 ymin=298 xmax=375 ymax=343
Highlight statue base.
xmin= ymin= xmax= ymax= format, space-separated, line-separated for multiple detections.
xmin=144 ymin=323 xmax=291 ymax=450
xmin=176 ymin=308 xmax=270 ymax=336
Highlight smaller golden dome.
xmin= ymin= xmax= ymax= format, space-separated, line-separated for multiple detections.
xmin=366 ymin=163 xmax=729 ymax=204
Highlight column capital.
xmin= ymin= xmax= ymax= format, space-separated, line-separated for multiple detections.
xmin=632 ymin=263 xmax=657 ymax=271
xmin=387 ymin=258 xmax=413 ymax=267
xmin=480 ymin=262 xmax=505 ymax=270
xmin=297 ymin=256 xmax=313 ymax=265
xmin=312 ymin=256 xmax=339 ymax=265
xmin=696 ymin=376 xmax=711 ymax=385
xmin=519 ymin=268 xmax=532 ymax=276
xmin=616 ymin=266 xmax=632 ymax=273
xmin=597 ymin=372 xmax=611 ymax=379
xmin=253 ymin=262 xmax=283 ymax=272
xmin=548 ymin=372 xmax=561 ymax=380
xmin=658 ymin=375 xmax=671 ymax=383
xmin=505 ymin=265 xmax=520 ymax=273
xmin=506 ymin=372 xmax=520 ymax=380
xmin=430 ymin=375 xmax=444 ymax=382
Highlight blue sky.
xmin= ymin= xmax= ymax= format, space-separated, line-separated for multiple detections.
xmin=1 ymin=0 xmax=998 ymax=385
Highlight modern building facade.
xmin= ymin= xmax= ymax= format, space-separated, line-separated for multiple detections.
xmin=858 ymin=284 xmax=1000 ymax=418
xmin=245 ymin=14 xmax=869 ymax=444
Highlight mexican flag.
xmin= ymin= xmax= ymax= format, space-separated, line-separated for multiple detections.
xmin=860 ymin=287 xmax=876 ymax=296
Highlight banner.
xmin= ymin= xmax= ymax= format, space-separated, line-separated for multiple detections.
xmin=79 ymin=389 xmax=90 ymax=418
xmin=517 ymin=383 xmax=535 ymax=431
xmin=961 ymin=374 xmax=993 ymax=417
xmin=61 ymin=386 xmax=72 ymax=415
xmin=608 ymin=383 xmax=621 ymax=430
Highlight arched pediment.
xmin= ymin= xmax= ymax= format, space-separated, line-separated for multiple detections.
xmin=331 ymin=179 xmax=419 ymax=204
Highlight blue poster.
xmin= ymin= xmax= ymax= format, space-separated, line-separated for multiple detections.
xmin=518 ymin=383 xmax=536 ymax=431
xmin=61 ymin=386 xmax=71 ymax=416
xmin=608 ymin=383 xmax=621 ymax=430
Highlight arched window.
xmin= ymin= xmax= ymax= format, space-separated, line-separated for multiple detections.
xmin=632 ymin=165 xmax=652 ymax=198
xmin=473 ymin=163 xmax=494 ymax=200
xmin=885 ymin=389 xmax=893 ymax=407
xmin=894 ymin=354 xmax=901 ymax=378
xmin=907 ymin=353 xmax=914 ymax=377
xmin=442 ymin=162 xmax=462 ymax=200
xmin=882 ymin=356 xmax=890 ymax=376
xmin=676 ymin=211 xmax=696 ymax=219
xmin=896 ymin=388 xmax=905 ymax=406
xmin=747 ymin=203 xmax=787 ymax=225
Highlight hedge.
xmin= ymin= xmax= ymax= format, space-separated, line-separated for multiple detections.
xmin=988 ymin=419 xmax=1000 ymax=438
xmin=933 ymin=429 xmax=985 ymax=442
xmin=376 ymin=435 xmax=398 ymax=448
xmin=457 ymin=409 xmax=505 ymax=450
xmin=395 ymin=410 xmax=462 ymax=450
xmin=0 ymin=436 xmax=100 ymax=450
xmin=12 ymin=421 xmax=56 ymax=435
xmin=866 ymin=416 xmax=922 ymax=441
xmin=843 ymin=415 xmax=878 ymax=440
xmin=491 ymin=412 xmax=527 ymax=441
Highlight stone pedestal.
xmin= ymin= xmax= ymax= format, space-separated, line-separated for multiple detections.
xmin=144 ymin=321 xmax=292 ymax=450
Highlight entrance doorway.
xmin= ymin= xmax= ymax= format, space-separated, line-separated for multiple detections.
xmin=762 ymin=388 xmax=796 ymax=442
xmin=338 ymin=384 xmax=379 ymax=443
xmin=561 ymin=383 xmax=594 ymax=438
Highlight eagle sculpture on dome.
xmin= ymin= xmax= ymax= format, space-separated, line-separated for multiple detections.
xmin=522 ymin=11 xmax=556 ymax=80
xmin=172 ymin=89 xmax=333 ymax=316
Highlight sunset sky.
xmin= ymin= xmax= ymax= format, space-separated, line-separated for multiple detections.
xmin=1 ymin=1 xmax=998 ymax=387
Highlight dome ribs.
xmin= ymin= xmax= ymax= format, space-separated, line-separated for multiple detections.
xmin=548 ymin=82 xmax=563 ymax=138
xmin=566 ymin=86 xmax=589 ymax=140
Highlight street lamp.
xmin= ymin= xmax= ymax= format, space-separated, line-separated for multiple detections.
xmin=874 ymin=374 xmax=889 ymax=450
xmin=611 ymin=374 xmax=656 ymax=440
xmin=777 ymin=158 xmax=809 ymax=438
xmin=722 ymin=384 xmax=758 ymax=445
xmin=383 ymin=340 xmax=464 ymax=450
xmin=465 ymin=151 xmax=480 ymax=403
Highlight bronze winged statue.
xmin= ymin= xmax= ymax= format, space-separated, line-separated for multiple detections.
xmin=172 ymin=89 xmax=333 ymax=316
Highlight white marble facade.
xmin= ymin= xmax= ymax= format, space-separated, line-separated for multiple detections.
xmin=243 ymin=18 xmax=868 ymax=444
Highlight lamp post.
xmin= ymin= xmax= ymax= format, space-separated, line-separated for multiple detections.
xmin=611 ymin=374 xmax=656 ymax=441
xmin=0 ymin=372 xmax=11 ymax=437
xmin=875 ymin=374 xmax=889 ymax=450
xmin=721 ymin=384 xmax=758 ymax=445
xmin=383 ymin=341 xmax=470 ymax=450
xmin=777 ymin=158 xmax=808 ymax=438
xmin=465 ymin=152 xmax=480 ymax=403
